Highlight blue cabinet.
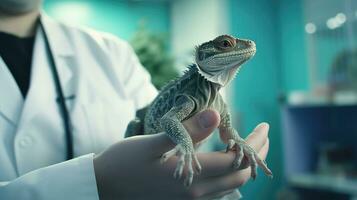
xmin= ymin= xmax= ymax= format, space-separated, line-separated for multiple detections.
xmin=281 ymin=104 xmax=357 ymax=199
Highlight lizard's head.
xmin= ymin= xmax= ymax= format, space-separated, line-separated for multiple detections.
xmin=195 ymin=35 xmax=256 ymax=86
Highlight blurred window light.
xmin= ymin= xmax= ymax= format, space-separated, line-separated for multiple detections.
xmin=47 ymin=2 xmax=92 ymax=25
xmin=305 ymin=23 xmax=316 ymax=34
xmin=336 ymin=13 xmax=346 ymax=24
xmin=326 ymin=18 xmax=339 ymax=29
xmin=355 ymin=10 xmax=357 ymax=18
xmin=326 ymin=12 xmax=347 ymax=30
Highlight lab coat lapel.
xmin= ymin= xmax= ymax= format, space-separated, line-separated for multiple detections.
xmin=17 ymin=14 xmax=76 ymax=133
xmin=15 ymin=14 xmax=78 ymax=174
xmin=0 ymin=57 xmax=24 ymax=125
xmin=40 ymin=14 xmax=76 ymax=96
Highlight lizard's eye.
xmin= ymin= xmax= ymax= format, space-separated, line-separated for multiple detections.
xmin=217 ymin=39 xmax=234 ymax=50
xmin=223 ymin=40 xmax=231 ymax=47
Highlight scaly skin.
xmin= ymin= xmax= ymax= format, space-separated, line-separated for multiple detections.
xmin=125 ymin=35 xmax=273 ymax=187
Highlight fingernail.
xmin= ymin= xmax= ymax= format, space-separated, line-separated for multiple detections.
xmin=255 ymin=122 xmax=269 ymax=131
xmin=198 ymin=112 xmax=216 ymax=128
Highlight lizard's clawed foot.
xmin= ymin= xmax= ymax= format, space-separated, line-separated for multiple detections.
xmin=226 ymin=138 xmax=273 ymax=180
xmin=160 ymin=144 xmax=201 ymax=187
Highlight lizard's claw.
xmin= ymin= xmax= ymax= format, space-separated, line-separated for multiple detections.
xmin=227 ymin=138 xmax=273 ymax=180
xmin=160 ymin=144 xmax=201 ymax=187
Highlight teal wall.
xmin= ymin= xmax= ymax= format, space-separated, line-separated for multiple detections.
xmin=279 ymin=0 xmax=309 ymax=91
xmin=43 ymin=0 xmax=170 ymax=40
xmin=229 ymin=0 xmax=282 ymax=199
xmin=229 ymin=0 xmax=307 ymax=199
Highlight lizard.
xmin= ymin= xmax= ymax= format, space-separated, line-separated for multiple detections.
xmin=125 ymin=35 xmax=273 ymax=187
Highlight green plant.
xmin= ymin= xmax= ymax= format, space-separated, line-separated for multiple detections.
xmin=130 ymin=23 xmax=178 ymax=89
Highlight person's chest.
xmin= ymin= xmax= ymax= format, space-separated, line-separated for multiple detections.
xmin=0 ymin=30 xmax=136 ymax=179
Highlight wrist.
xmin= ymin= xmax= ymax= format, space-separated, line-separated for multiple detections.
xmin=93 ymin=154 xmax=106 ymax=200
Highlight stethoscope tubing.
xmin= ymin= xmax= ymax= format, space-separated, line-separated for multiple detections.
xmin=39 ymin=17 xmax=74 ymax=160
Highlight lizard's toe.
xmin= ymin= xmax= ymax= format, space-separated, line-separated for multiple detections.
xmin=256 ymin=155 xmax=273 ymax=178
xmin=160 ymin=146 xmax=180 ymax=164
xmin=233 ymin=144 xmax=244 ymax=169
xmin=174 ymin=154 xmax=185 ymax=179
xmin=226 ymin=139 xmax=235 ymax=153
xmin=184 ymin=154 xmax=194 ymax=187
xmin=230 ymin=138 xmax=273 ymax=179
xmin=193 ymin=154 xmax=202 ymax=174
xmin=246 ymin=150 xmax=258 ymax=180
xmin=162 ymin=144 xmax=199 ymax=187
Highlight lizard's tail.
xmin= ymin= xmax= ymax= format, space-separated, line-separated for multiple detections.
xmin=124 ymin=118 xmax=144 ymax=138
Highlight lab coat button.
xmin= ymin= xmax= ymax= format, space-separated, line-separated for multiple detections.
xmin=19 ymin=136 xmax=33 ymax=147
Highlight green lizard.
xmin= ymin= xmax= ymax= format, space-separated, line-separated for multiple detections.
xmin=125 ymin=35 xmax=273 ymax=187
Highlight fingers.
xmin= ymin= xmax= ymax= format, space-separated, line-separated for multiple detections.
xmin=143 ymin=109 xmax=221 ymax=156
xmin=246 ymin=122 xmax=269 ymax=148
xmin=194 ymin=139 xmax=270 ymax=196
xmin=197 ymin=123 xmax=270 ymax=178
xmin=183 ymin=109 xmax=221 ymax=143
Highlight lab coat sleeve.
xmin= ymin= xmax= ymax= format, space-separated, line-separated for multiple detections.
xmin=0 ymin=154 xmax=99 ymax=200
xmin=106 ymin=35 xmax=158 ymax=109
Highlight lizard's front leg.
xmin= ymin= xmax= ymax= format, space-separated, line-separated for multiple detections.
xmin=219 ymin=111 xmax=273 ymax=179
xmin=160 ymin=95 xmax=201 ymax=187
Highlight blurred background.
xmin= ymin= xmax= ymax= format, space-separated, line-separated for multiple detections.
xmin=43 ymin=0 xmax=357 ymax=199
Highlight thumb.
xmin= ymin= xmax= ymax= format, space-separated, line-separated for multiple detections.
xmin=183 ymin=109 xmax=221 ymax=143
xmin=148 ymin=109 xmax=221 ymax=155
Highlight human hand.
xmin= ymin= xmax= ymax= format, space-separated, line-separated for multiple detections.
xmin=93 ymin=110 xmax=270 ymax=200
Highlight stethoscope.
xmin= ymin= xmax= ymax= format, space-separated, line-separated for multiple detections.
xmin=39 ymin=18 xmax=74 ymax=160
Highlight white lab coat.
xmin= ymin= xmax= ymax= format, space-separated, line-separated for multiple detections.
xmin=0 ymin=14 xmax=157 ymax=199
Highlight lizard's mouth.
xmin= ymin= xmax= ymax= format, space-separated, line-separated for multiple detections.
xmin=195 ymin=45 xmax=256 ymax=81
xmin=207 ymin=47 xmax=256 ymax=69
xmin=198 ymin=48 xmax=255 ymax=73
xmin=213 ymin=47 xmax=256 ymax=60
